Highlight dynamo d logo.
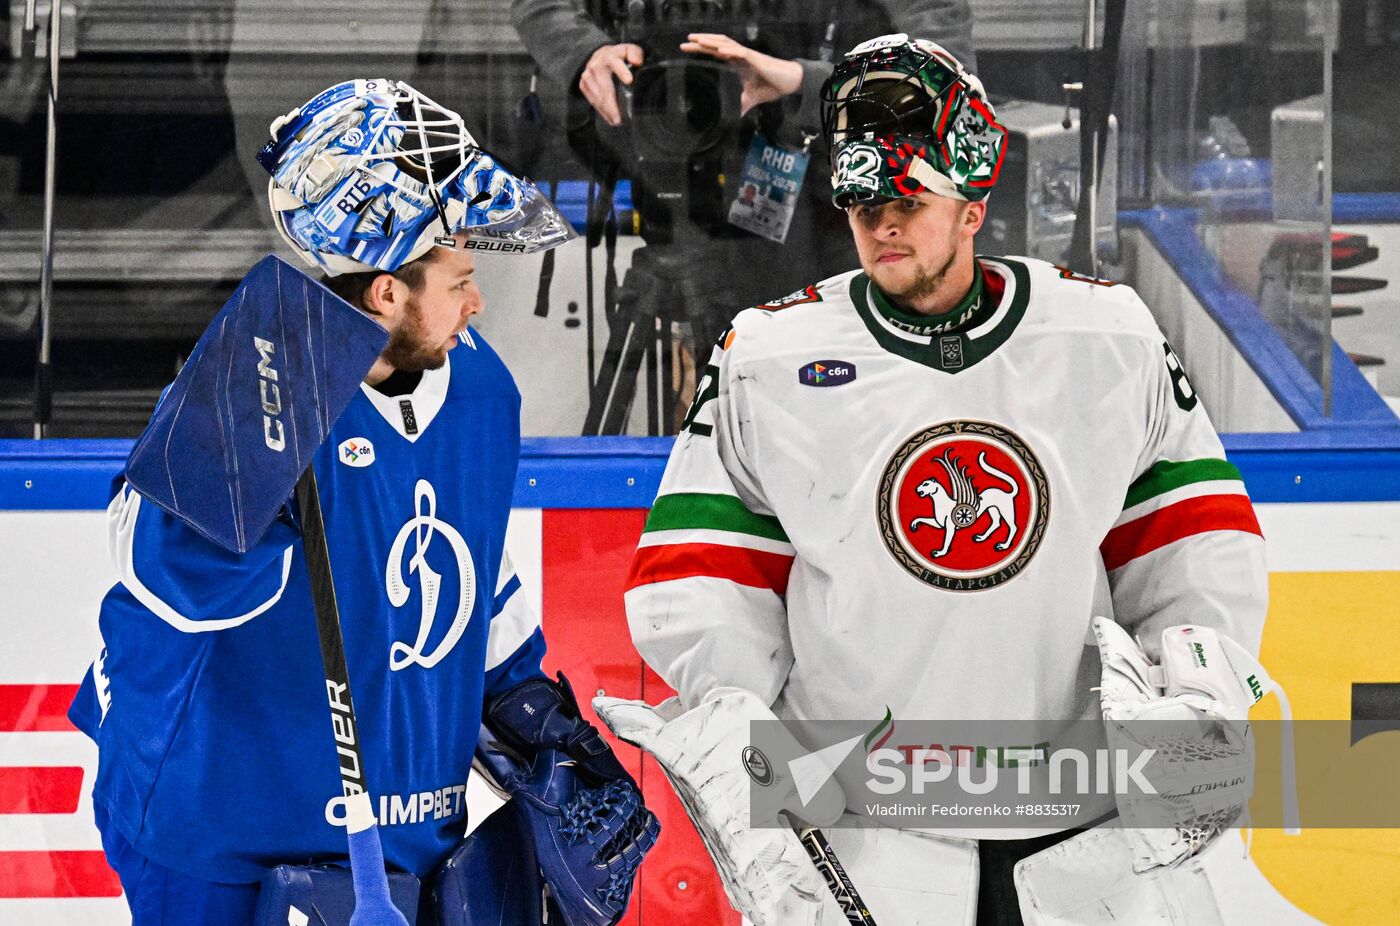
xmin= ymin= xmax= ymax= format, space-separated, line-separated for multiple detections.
xmin=338 ymin=437 xmax=375 ymax=468
xmin=386 ymin=479 xmax=476 ymax=671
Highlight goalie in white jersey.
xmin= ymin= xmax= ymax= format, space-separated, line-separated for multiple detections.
xmin=604 ymin=33 xmax=1316 ymax=926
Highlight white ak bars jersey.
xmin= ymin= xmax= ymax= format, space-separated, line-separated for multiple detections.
xmin=624 ymin=256 xmax=1267 ymax=783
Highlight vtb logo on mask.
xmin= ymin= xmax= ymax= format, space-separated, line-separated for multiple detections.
xmin=386 ymin=479 xmax=476 ymax=670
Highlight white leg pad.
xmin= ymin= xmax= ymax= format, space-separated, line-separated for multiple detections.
xmin=1014 ymin=828 xmax=1321 ymax=926
xmin=824 ymin=822 xmax=979 ymax=926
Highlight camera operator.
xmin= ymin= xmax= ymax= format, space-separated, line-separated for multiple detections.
xmin=510 ymin=0 xmax=976 ymax=306
xmin=512 ymin=1 xmax=975 ymax=132
xmin=510 ymin=2 xmax=977 ymax=436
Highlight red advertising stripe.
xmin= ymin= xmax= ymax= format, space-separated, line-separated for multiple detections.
xmin=542 ymin=509 xmax=648 ymax=926
xmin=0 ymin=766 xmax=84 ymax=814
xmin=0 ymin=684 xmax=80 ymax=733
xmin=543 ymin=510 xmax=741 ymax=926
xmin=1100 ymin=494 xmax=1262 ymax=571
xmin=0 ymin=851 xmax=122 ymax=898
xmin=626 ymin=542 xmax=794 ymax=596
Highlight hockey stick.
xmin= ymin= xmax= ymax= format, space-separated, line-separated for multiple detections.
xmin=296 ymin=466 xmax=409 ymax=926
xmin=785 ymin=816 xmax=878 ymax=925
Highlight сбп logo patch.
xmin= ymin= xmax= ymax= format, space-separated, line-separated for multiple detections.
xmin=799 ymin=360 xmax=856 ymax=387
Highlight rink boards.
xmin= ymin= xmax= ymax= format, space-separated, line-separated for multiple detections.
xmin=1 ymin=439 xmax=1398 ymax=925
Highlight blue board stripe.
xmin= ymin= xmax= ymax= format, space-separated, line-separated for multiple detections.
xmin=1334 ymin=192 xmax=1400 ymax=224
xmin=1 ymin=437 xmax=1397 ymax=508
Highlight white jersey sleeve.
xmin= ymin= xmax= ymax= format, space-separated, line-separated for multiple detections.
xmin=625 ymin=320 xmax=797 ymax=709
xmin=483 ymin=549 xmax=548 ymax=696
xmin=1099 ymin=325 xmax=1268 ymax=659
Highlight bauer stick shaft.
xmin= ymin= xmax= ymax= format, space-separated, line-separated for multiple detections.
xmin=296 ymin=465 xmax=407 ymax=926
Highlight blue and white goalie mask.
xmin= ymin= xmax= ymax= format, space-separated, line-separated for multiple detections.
xmin=257 ymin=78 xmax=574 ymax=275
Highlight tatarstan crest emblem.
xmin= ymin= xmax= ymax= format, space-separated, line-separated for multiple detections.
xmin=877 ymin=420 xmax=1049 ymax=591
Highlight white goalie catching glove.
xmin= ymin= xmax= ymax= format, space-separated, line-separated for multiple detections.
xmin=593 ymin=688 xmax=856 ymax=926
xmin=1091 ymin=617 xmax=1298 ymax=871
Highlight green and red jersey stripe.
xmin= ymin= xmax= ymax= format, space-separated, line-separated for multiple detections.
xmin=627 ymin=543 xmax=794 ymax=595
xmin=1102 ymin=493 xmax=1261 ymax=571
xmin=631 ymin=493 xmax=794 ymax=593
xmin=642 ymin=492 xmax=788 ymax=541
xmin=1121 ymin=458 xmax=1244 ymax=511
xmin=1102 ymin=459 xmax=1260 ymax=570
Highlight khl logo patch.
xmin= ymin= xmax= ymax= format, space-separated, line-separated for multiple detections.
xmin=799 ymin=360 xmax=857 ymax=387
xmin=338 ymin=437 xmax=375 ymax=468
xmin=877 ymin=420 xmax=1050 ymax=591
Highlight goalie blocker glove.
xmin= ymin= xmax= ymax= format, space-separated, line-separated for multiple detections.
xmin=474 ymin=739 xmax=658 ymax=926
xmin=478 ymin=673 xmax=658 ymax=926
xmin=485 ymin=673 xmax=636 ymax=789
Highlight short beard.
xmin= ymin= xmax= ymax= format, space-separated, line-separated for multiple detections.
xmin=379 ymin=295 xmax=449 ymax=373
xmin=884 ymin=249 xmax=957 ymax=307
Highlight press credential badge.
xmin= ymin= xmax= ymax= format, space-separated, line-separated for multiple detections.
xmin=727 ymin=133 xmax=810 ymax=244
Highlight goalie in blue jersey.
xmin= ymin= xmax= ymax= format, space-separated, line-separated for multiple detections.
xmin=68 ymin=79 xmax=656 ymax=926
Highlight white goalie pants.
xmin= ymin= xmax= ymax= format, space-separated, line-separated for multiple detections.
xmin=1015 ymin=826 xmax=1322 ymax=925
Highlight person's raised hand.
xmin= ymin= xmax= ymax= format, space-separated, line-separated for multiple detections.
xmin=579 ymin=43 xmax=645 ymax=126
xmin=679 ymin=33 xmax=803 ymax=114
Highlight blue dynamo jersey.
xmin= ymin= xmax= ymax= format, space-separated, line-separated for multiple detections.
xmin=69 ymin=329 xmax=547 ymax=883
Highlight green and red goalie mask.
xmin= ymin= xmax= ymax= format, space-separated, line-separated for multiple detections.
xmin=820 ymin=34 xmax=1007 ymax=207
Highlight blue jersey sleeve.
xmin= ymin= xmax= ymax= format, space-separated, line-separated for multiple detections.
xmin=482 ymin=552 xmax=548 ymax=696
xmin=108 ymin=480 xmax=301 ymax=632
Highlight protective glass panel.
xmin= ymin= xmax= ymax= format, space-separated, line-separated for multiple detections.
xmin=0 ymin=2 xmax=64 ymax=433
xmin=1146 ymin=0 xmax=1335 ymax=418
xmin=3 ymin=1 xmax=1373 ymax=438
xmin=2 ymin=1 xmax=988 ymax=438
xmin=0 ymin=2 xmax=541 ymax=436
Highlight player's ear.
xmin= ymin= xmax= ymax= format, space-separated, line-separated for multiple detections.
xmin=361 ymin=272 xmax=404 ymax=324
xmin=962 ymin=200 xmax=987 ymax=237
